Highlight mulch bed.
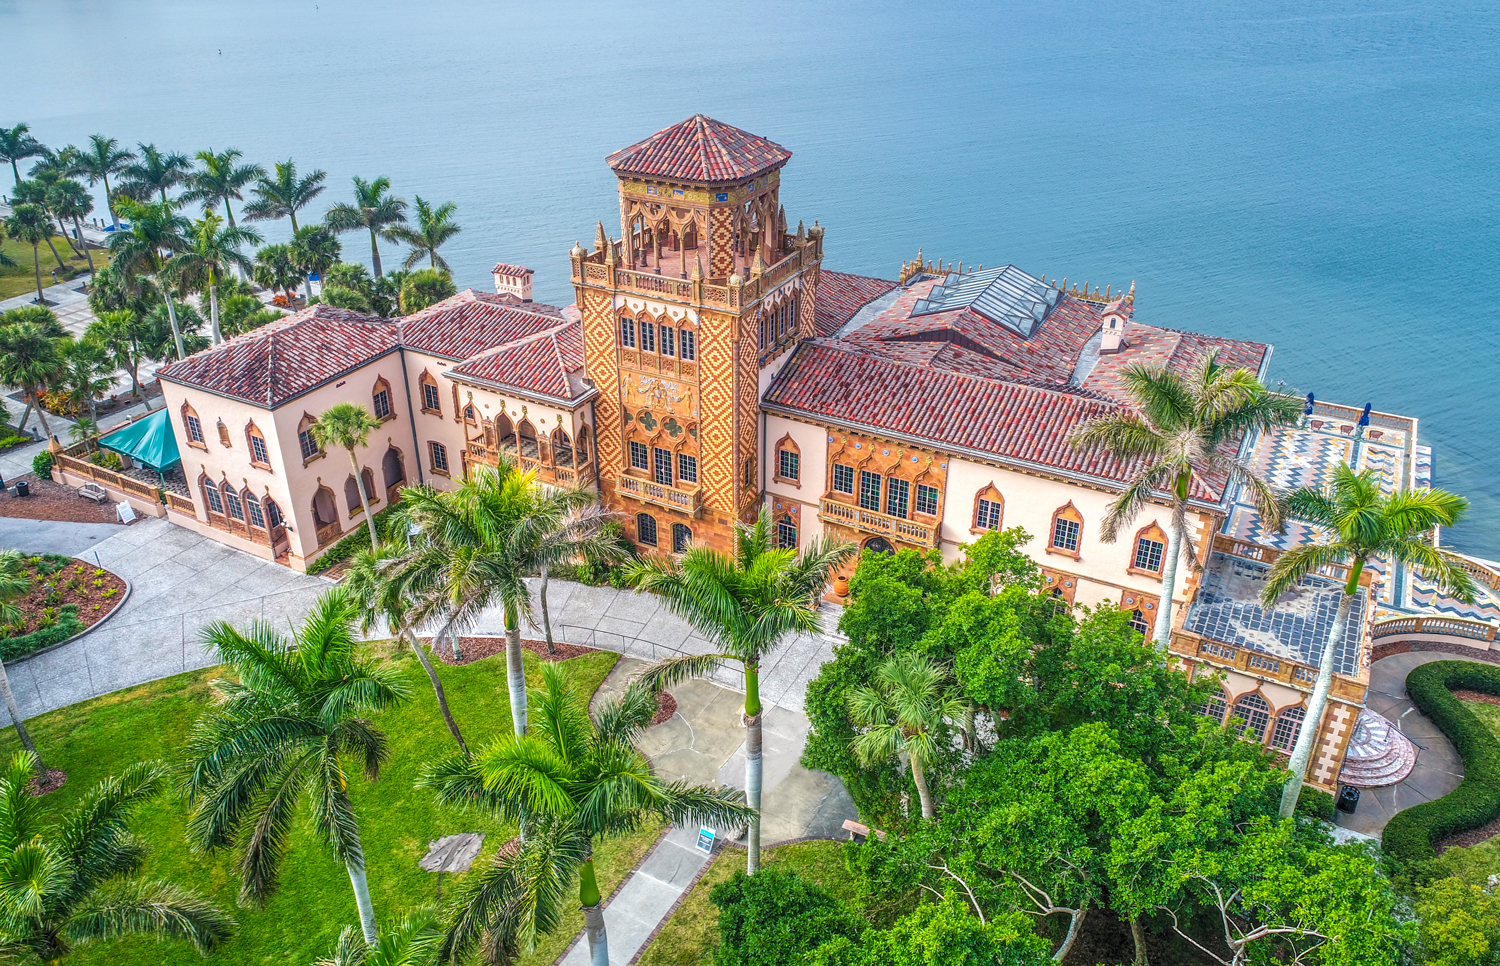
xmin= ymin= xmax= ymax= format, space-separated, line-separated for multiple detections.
xmin=428 ymin=636 xmax=599 ymax=665
xmin=4 ymin=555 xmax=126 ymax=637
xmin=1454 ymin=689 xmax=1500 ymax=707
xmin=652 ymin=690 xmax=677 ymax=726
xmin=28 ymin=768 xmax=67 ymax=797
xmin=0 ymin=474 xmax=121 ymax=524
xmin=1372 ymin=640 xmax=1500 ymax=665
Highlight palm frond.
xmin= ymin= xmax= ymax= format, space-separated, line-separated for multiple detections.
xmin=593 ymin=677 xmax=660 ymax=748
xmin=1259 ymin=543 xmax=1350 ymax=607
xmin=1385 ymin=539 xmax=1478 ymax=603
xmin=636 ymin=652 xmax=736 ymax=694
xmin=61 ymin=878 xmax=235 ymax=953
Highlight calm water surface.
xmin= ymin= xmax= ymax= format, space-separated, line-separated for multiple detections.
xmin=5 ymin=0 xmax=1498 ymax=555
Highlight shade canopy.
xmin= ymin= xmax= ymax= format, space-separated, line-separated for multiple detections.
xmin=98 ymin=407 xmax=181 ymax=472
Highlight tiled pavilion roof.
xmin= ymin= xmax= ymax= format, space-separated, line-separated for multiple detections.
xmin=448 ymin=325 xmax=586 ymax=402
xmin=606 ymin=115 xmax=792 ymax=184
xmin=400 ymin=290 xmax=564 ymax=361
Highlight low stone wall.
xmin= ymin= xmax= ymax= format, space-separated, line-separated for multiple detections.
xmin=50 ymin=457 xmax=166 ymax=521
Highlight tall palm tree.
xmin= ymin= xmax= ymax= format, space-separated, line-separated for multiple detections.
xmin=242 ymin=159 xmax=327 ymax=234
xmin=85 ymin=309 xmax=148 ymax=400
xmin=118 ymin=143 xmax=191 ymax=204
xmin=12 ymin=178 xmax=70 ymax=270
xmin=392 ymin=197 xmax=461 ymax=271
xmin=73 ymin=135 xmax=135 ymax=231
xmin=313 ymin=403 xmax=381 ymax=545
xmin=1260 ymin=464 xmax=1475 ymax=817
xmin=0 ymin=321 xmax=67 ymax=436
xmin=420 ymin=663 xmax=753 ymax=966
xmin=0 ymin=551 xmax=46 ymax=772
xmin=1069 ymin=351 xmax=1299 ymax=648
xmin=629 ymin=510 xmax=855 ymax=874
xmin=180 ymin=590 xmax=410 ymax=945
xmin=27 ymin=166 xmax=83 ymax=258
xmin=315 ymin=909 xmax=439 ymax=966
xmin=3 ymin=203 xmax=54 ymax=304
xmin=0 ymin=753 xmax=234 ymax=961
xmin=253 ymin=243 xmax=301 ymax=300
xmin=290 ymin=224 xmax=342 ymax=301
xmin=344 ymin=543 xmax=469 ymax=755
xmin=58 ymin=340 xmax=111 ymax=422
xmin=326 ymin=176 xmax=409 ymax=278
xmin=171 ymin=213 xmax=261 ymax=342
xmin=846 ymin=652 xmax=969 ymax=821
xmin=47 ymin=179 xmax=96 ymax=273
xmin=181 ymin=148 xmax=264 ymax=229
xmin=0 ymin=124 xmax=46 ymax=189
xmin=107 ymin=197 xmax=192 ymax=358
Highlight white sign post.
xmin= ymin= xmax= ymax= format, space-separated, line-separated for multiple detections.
xmin=116 ymin=501 xmax=136 ymax=524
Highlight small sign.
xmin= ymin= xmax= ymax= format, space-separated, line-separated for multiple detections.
xmin=116 ymin=501 xmax=136 ymax=524
xmin=715 ymin=192 xmax=729 ymax=203
xmin=695 ymin=827 xmax=716 ymax=854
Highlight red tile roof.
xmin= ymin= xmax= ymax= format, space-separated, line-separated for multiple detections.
xmin=157 ymin=304 xmax=399 ymax=407
xmin=447 ymin=325 xmax=585 ymax=402
xmin=606 ymin=115 xmax=792 ymax=184
xmin=491 ymin=263 xmax=533 ymax=277
xmin=399 ymin=289 xmax=564 ymax=360
xmin=813 ymin=271 xmax=899 ymax=337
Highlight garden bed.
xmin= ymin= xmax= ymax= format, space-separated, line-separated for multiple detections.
xmin=0 ymin=553 xmax=126 ymax=661
xmin=0 ymin=474 xmax=122 ymax=524
xmin=430 ymin=635 xmax=598 ymax=664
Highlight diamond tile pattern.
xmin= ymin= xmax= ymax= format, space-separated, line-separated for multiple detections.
xmin=605 ymin=115 xmax=792 ymax=183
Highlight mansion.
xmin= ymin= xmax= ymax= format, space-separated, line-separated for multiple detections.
xmin=78 ymin=114 xmax=1453 ymax=797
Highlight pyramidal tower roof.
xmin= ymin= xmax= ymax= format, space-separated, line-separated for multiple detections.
xmin=605 ymin=115 xmax=792 ymax=184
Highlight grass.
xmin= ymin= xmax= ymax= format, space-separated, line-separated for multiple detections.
xmin=635 ymin=840 xmax=857 ymax=966
xmin=1432 ymin=698 xmax=1500 ymax=879
xmin=0 ymin=232 xmax=109 ymax=300
xmin=0 ymin=642 xmax=657 ymax=966
xmin=1464 ymin=697 xmax=1500 ymax=741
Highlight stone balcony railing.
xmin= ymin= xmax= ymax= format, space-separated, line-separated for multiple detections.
xmin=616 ymin=473 xmax=701 ymax=516
xmin=817 ymin=498 xmax=938 ymax=548
xmin=573 ymin=243 xmax=818 ymax=310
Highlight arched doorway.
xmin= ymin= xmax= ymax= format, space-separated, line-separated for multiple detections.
xmin=863 ymin=536 xmax=894 ymax=555
xmin=383 ymin=446 xmax=405 ymax=503
xmin=312 ymin=486 xmax=339 ymax=547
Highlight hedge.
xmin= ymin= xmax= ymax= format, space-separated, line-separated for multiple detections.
xmin=0 ymin=605 xmax=85 ymax=661
xmin=1382 ymin=660 xmax=1500 ymax=863
xmin=306 ymin=501 xmax=406 ymax=575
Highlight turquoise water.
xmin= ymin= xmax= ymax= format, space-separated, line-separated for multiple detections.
xmin=6 ymin=0 xmax=1499 ymax=554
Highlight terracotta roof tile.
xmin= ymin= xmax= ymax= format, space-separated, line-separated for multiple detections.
xmin=447 ymin=325 xmax=585 ymax=402
xmin=606 ymin=115 xmax=792 ymax=183
xmin=399 ymin=289 xmax=564 ymax=360
xmin=813 ymin=270 xmax=898 ymax=336
xmin=490 ymin=263 xmax=533 ymax=277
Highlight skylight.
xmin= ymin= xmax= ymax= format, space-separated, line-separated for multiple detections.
xmin=911 ymin=265 xmax=1061 ymax=338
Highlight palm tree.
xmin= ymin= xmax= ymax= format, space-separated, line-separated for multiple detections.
xmin=0 ymin=753 xmax=234 ymax=961
xmin=315 ymin=909 xmax=439 ymax=966
xmin=107 ymin=197 xmax=192 ymax=358
xmin=46 ymin=179 xmax=96 ymax=273
xmin=118 ymin=143 xmax=191 ymax=204
xmin=0 ymin=124 xmax=46 ymax=189
xmin=629 ymin=510 xmax=855 ymax=874
xmin=344 ymin=543 xmax=469 ymax=755
xmin=290 ymin=224 xmax=342 ymax=301
xmin=242 ymin=159 xmax=327 ymax=234
xmin=181 ymin=148 xmax=264 ymax=229
xmin=846 ymin=652 xmax=968 ymax=821
xmin=73 ymin=135 xmax=135 ymax=231
xmin=4 ymin=203 xmax=54 ymax=304
xmin=253 ymin=243 xmax=301 ymax=301
xmin=392 ymin=197 xmax=461 ymax=271
xmin=0 ymin=551 xmax=46 ymax=772
xmin=1260 ymin=464 xmax=1475 ymax=817
xmin=1069 ymin=351 xmax=1299 ymax=649
xmin=58 ymin=340 xmax=111 ymax=422
xmin=180 ymin=590 xmax=410 ymax=945
xmin=85 ymin=310 xmax=148 ymax=399
xmin=420 ymin=663 xmax=753 ymax=966
xmin=12 ymin=179 xmax=70 ymax=271
xmin=313 ymin=403 xmax=381 ymax=544
xmin=171 ymin=213 xmax=261 ymax=342
xmin=326 ymin=176 xmax=409 ymax=278
xmin=532 ymin=501 xmax=624 ymax=656
xmin=0 ymin=322 xmax=67 ymax=437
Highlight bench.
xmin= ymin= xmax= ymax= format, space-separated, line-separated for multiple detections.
xmin=77 ymin=483 xmax=109 ymax=504
xmin=841 ymin=819 xmax=886 ymax=843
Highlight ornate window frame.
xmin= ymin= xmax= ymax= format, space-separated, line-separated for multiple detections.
xmin=1047 ymin=502 xmax=1084 ymax=559
xmin=216 ymin=418 xmax=231 ymax=448
xmin=297 ymin=413 xmax=323 ymax=465
xmin=636 ymin=512 xmax=658 ymax=547
xmin=371 ymin=376 xmax=395 ymax=423
xmin=245 ymin=421 xmax=272 ymax=470
xmin=419 ymin=371 xmax=442 ymax=415
xmin=181 ymin=401 xmax=206 ymax=449
xmin=1128 ymin=521 xmax=1168 ymax=579
xmin=773 ymin=434 xmax=800 ymax=487
xmin=971 ymin=484 xmax=1004 ymax=533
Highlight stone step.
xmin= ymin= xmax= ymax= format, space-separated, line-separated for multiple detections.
xmin=1339 ymin=709 xmax=1417 ymax=788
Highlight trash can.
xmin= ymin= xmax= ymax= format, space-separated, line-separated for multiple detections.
xmin=1337 ymin=786 xmax=1360 ymax=814
xmin=14 ymin=481 xmax=30 ymax=498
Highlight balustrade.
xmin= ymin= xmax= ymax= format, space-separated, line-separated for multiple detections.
xmin=817 ymin=498 xmax=937 ymax=547
xmin=617 ymin=474 xmax=701 ymax=514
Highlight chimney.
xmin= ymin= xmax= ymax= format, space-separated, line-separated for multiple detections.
xmin=492 ymin=263 xmax=534 ymax=302
xmin=1099 ymin=299 xmax=1128 ymax=355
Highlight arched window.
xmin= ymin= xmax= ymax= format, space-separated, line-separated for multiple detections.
xmin=297 ymin=413 xmax=321 ymax=462
xmin=637 ymin=513 xmax=658 ymax=547
xmin=576 ymin=426 xmax=590 ymax=462
xmin=345 ymin=475 xmax=364 ymax=514
xmin=1270 ymin=706 xmax=1307 ymax=752
xmin=244 ymin=489 xmax=266 ymax=529
xmin=774 ymin=434 xmax=800 ymax=485
xmin=1131 ymin=522 xmax=1168 ymax=576
xmin=371 ymin=377 xmax=394 ymax=421
xmin=419 ymin=373 xmax=442 ymax=414
xmin=1048 ymin=503 xmax=1083 ymax=557
xmin=222 ymin=483 xmax=244 ymax=520
xmin=265 ymin=497 xmax=284 ymax=528
xmin=200 ymin=475 xmax=224 ymax=515
xmin=776 ymin=515 xmax=797 ymax=549
xmin=553 ymin=428 xmax=574 ymax=467
xmin=495 ymin=413 xmax=516 ymax=454
xmin=672 ymin=523 xmax=693 ymax=554
xmin=181 ymin=402 xmax=205 ymax=447
xmin=1231 ymin=692 xmax=1272 ymax=742
xmin=518 ymin=419 xmax=538 ymax=459
xmin=463 ymin=402 xmax=477 ymax=424
xmin=619 ymin=315 xmax=636 ymax=349
xmin=382 ymin=446 xmax=405 ymax=491
xmin=972 ymin=484 xmax=1003 ymax=531
xmin=1198 ymin=689 xmax=1228 ymax=724
xmin=361 ymin=467 xmax=379 ymax=504
xmin=312 ymin=485 xmax=338 ymax=528
xmin=216 ymin=418 xmax=231 ymax=448
xmin=1128 ymin=609 xmax=1149 ymax=636
xmin=245 ymin=421 xmax=271 ymax=468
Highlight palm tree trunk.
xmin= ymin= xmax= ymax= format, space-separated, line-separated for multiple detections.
xmin=44 ymin=232 xmax=66 ymax=271
xmin=158 ymin=277 xmax=186 ymax=359
xmin=74 ymin=217 xmax=95 ymax=274
xmin=744 ymin=662 xmax=763 ymax=875
xmin=103 ymin=174 xmax=119 ymax=230
xmin=344 ymin=859 xmax=378 ymax=945
xmin=540 ymin=564 xmax=556 ymax=655
xmin=58 ymin=215 xmax=83 ymax=257
xmin=910 ymin=753 xmax=935 ymax=820
xmin=369 ymin=228 xmax=383 ymax=278
xmin=580 ymin=854 xmax=608 ymax=966
xmin=0 ymin=660 xmax=45 ymax=773
xmin=1151 ymin=505 xmax=1187 ymax=650
xmin=350 ymin=449 xmax=379 ymax=546
xmin=402 ymin=628 xmax=467 ymax=755
xmin=30 ymin=243 xmax=44 ymax=303
xmin=1279 ymin=563 xmax=1361 ymax=818
xmin=1055 ymin=908 xmax=1086 ymax=962
xmin=16 ymin=393 xmax=33 ymax=435
xmin=209 ymin=280 xmax=222 ymax=344
xmin=126 ymin=360 xmax=141 ymax=401
xmin=1131 ymin=914 xmax=1149 ymax=965
xmin=302 ymin=272 xmax=313 ymax=302
xmin=30 ymin=390 xmax=52 ymax=437
xmin=289 ymin=212 xmax=299 ymax=234
xmin=504 ymin=601 xmax=528 ymax=736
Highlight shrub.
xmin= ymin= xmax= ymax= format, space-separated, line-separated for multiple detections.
xmin=31 ymin=450 xmax=53 ymax=480
xmin=1383 ymin=661 xmax=1500 ymax=864
xmin=710 ymin=868 xmax=864 ymax=966
xmin=306 ymin=501 xmax=406 ymax=575
xmin=0 ymin=605 xmax=84 ymax=660
xmin=399 ymin=268 xmax=456 ymax=315
xmin=88 ymin=450 xmax=123 ymax=471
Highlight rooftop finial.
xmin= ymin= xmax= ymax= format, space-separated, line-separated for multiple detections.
xmin=603 ymin=237 xmax=617 ymax=265
xmin=691 ymin=251 xmax=704 ymax=280
xmin=594 ymin=221 xmax=608 ymax=252
xmin=1127 ymin=280 xmax=1136 ymax=303
xmin=750 ymin=248 xmax=766 ymax=277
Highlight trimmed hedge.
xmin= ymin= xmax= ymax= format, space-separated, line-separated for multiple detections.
xmin=0 ymin=604 xmax=85 ymax=661
xmin=1382 ymin=660 xmax=1500 ymax=863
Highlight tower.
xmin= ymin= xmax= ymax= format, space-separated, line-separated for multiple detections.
xmin=572 ymin=115 xmax=824 ymax=553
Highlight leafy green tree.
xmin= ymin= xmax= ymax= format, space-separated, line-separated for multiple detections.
xmin=180 ymin=590 xmax=411 ymax=945
xmin=218 ymin=293 xmax=283 ymax=337
xmin=57 ymin=339 xmax=111 ymax=421
xmin=0 ymin=123 xmax=46 ymax=189
xmin=10 ymin=180 xmax=69 ymax=271
xmin=46 ymin=179 xmax=96 ymax=273
xmin=170 ymin=213 xmax=261 ymax=343
xmin=84 ymin=309 xmax=148 ymax=400
xmin=630 ymin=510 xmax=856 ymax=874
xmin=1416 ymin=877 xmax=1500 ymax=966
xmin=290 ymin=224 xmax=342 ymax=301
xmin=0 ymin=753 xmax=234 ymax=961
xmin=314 ymin=908 xmax=439 ymax=966
xmin=710 ymin=868 xmax=864 ymax=966
xmin=3 ymin=203 xmax=55 ymax=304
xmin=1068 ymin=352 xmax=1297 ymax=648
xmin=107 ymin=197 xmax=192 ymax=358
xmin=1261 ymin=463 xmax=1475 ymax=817
xmin=242 ymin=159 xmax=327 ymax=233
xmin=0 ymin=320 xmax=67 ymax=436
xmin=320 ymin=285 xmax=373 ymax=312
xmin=118 ymin=143 xmax=190 ymax=204
xmin=0 ymin=550 xmax=46 ymax=769
xmin=397 ymin=268 xmax=454 ymax=315
xmin=847 ymin=652 xmax=968 ymax=820
xmin=180 ymin=148 xmax=264 ymax=230
xmin=72 ymin=135 xmax=135 ymax=231
xmin=326 ymin=176 xmax=409 ymax=278
xmin=808 ymin=899 xmax=1051 ymax=966
xmin=312 ymin=403 xmax=381 ymax=544
xmin=392 ymin=196 xmax=461 ymax=271
xmin=253 ymin=243 xmax=301 ymax=301
xmin=420 ymin=663 xmax=752 ymax=966
xmin=142 ymin=300 xmax=208 ymax=361
xmin=1 ymin=305 xmax=65 ymax=335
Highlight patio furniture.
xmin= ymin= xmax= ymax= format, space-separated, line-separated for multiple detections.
xmin=77 ymin=483 xmax=109 ymax=504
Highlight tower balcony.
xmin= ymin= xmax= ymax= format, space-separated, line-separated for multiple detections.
xmin=817 ymin=497 xmax=938 ymax=548
xmin=571 ymin=239 xmax=821 ymax=310
xmin=617 ymin=473 xmax=702 ymax=516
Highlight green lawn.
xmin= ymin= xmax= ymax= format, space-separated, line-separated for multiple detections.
xmin=0 ymin=232 xmax=108 ymax=300
xmin=0 ymin=644 xmax=661 ymax=966
xmin=635 ymin=840 xmax=857 ymax=966
xmin=1429 ymin=698 xmax=1500 ymax=880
